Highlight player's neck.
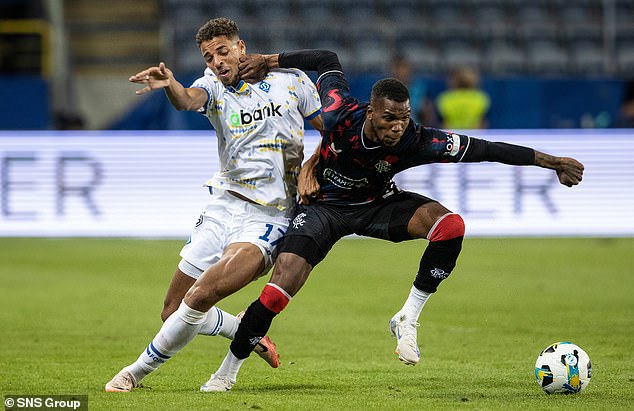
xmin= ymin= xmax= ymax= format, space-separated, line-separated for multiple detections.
xmin=361 ymin=121 xmax=381 ymax=149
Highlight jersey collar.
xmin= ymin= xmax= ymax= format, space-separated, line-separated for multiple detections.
xmin=361 ymin=121 xmax=381 ymax=150
xmin=226 ymin=79 xmax=250 ymax=95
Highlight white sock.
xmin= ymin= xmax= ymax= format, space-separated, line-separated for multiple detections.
xmin=198 ymin=307 xmax=240 ymax=339
xmin=125 ymin=301 xmax=207 ymax=384
xmin=215 ymin=350 xmax=245 ymax=381
xmin=398 ymin=285 xmax=431 ymax=323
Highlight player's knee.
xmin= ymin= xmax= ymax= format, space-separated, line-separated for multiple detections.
xmin=183 ymin=283 xmax=218 ymax=312
xmin=427 ymin=213 xmax=465 ymax=242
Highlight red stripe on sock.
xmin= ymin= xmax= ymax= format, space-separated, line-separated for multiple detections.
xmin=428 ymin=213 xmax=465 ymax=242
xmin=259 ymin=284 xmax=290 ymax=313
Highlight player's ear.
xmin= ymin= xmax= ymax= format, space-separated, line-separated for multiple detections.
xmin=238 ymin=40 xmax=246 ymax=55
xmin=366 ymin=105 xmax=373 ymax=120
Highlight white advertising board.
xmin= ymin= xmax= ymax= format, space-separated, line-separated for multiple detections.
xmin=0 ymin=129 xmax=632 ymax=237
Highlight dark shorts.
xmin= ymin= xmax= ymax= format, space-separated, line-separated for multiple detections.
xmin=280 ymin=191 xmax=435 ymax=267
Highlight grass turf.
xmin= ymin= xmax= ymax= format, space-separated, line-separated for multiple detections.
xmin=0 ymin=237 xmax=632 ymax=410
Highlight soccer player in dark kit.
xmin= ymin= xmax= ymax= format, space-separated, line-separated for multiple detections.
xmin=198 ymin=49 xmax=585 ymax=392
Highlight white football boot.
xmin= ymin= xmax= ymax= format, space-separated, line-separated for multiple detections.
xmin=389 ymin=313 xmax=421 ymax=365
xmin=105 ymin=369 xmax=137 ymax=392
xmin=200 ymin=374 xmax=235 ymax=392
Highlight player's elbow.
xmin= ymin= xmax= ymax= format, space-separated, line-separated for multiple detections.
xmin=313 ymin=50 xmax=343 ymax=74
xmin=321 ymin=50 xmax=341 ymax=68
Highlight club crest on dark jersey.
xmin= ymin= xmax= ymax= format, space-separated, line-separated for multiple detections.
xmin=374 ymin=160 xmax=391 ymax=173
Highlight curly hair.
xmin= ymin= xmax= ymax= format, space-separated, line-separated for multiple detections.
xmin=195 ymin=17 xmax=239 ymax=46
xmin=371 ymin=78 xmax=410 ymax=104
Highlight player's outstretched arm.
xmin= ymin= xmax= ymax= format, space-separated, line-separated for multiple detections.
xmin=239 ymin=50 xmax=342 ymax=81
xmin=129 ymin=62 xmax=207 ymax=111
xmin=534 ymin=151 xmax=584 ymax=187
xmin=455 ymin=133 xmax=584 ymax=188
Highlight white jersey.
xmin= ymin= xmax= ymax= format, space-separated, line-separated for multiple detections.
xmin=191 ymin=68 xmax=321 ymax=213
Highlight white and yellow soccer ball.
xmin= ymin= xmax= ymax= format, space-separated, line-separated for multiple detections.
xmin=535 ymin=342 xmax=592 ymax=394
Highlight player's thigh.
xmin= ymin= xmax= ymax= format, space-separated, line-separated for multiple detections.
xmin=178 ymin=200 xmax=231 ymax=280
xmin=280 ymin=203 xmax=351 ymax=267
xmin=185 ymin=242 xmax=267 ymax=309
xmin=357 ymin=191 xmax=443 ymax=241
xmin=204 ymin=242 xmax=267 ymax=292
xmin=227 ymin=203 xmax=291 ymax=277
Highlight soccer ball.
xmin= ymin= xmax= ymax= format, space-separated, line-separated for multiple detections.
xmin=535 ymin=342 xmax=592 ymax=394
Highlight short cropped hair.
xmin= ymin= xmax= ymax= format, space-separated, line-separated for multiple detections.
xmin=195 ymin=17 xmax=239 ymax=46
xmin=371 ymin=78 xmax=410 ymax=104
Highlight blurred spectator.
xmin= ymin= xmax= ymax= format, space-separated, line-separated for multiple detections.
xmin=436 ymin=66 xmax=490 ymax=129
xmin=390 ymin=54 xmax=437 ymax=126
xmin=615 ymin=78 xmax=634 ymax=128
xmin=54 ymin=112 xmax=85 ymax=130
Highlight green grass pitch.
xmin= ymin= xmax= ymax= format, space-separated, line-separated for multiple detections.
xmin=1 ymin=237 xmax=632 ymax=410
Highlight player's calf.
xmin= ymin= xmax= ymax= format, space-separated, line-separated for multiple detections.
xmin=415 ymin=213 xmax=465 ymax=293
xmin=230 ymin=283 xmax=290 ymax=359
xmin=236 ymin=310 xmax=280 ymax=368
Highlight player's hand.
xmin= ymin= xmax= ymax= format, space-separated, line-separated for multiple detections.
xmin=129 ymin=62 xmax=172 ymax=95
xmin=555 ymin=157 xmax=584 ymax=187
xmin=298 ymin=180 xmax=320 ymax=205
xmin=298 ymin=170 xmax=320 ymax=205
xmin=239 ymin=54 xmax=268 ymax=83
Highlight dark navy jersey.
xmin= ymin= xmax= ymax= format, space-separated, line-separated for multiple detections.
xmin=315 ymin=70 xmax=472 ymax=205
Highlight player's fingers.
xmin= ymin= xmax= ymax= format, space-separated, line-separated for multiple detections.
xmin=135 ymin=85 xmax=152 ymax=95
xmin=575 ymin=159 xmax=585 ymax=170
xmin=239 ymin=66 xmax=252 ymax=78
xmin=567 ymin=174 xmax=581 ymax=186
xmin=242 ymin=71 xmax=258 ymax=83
xmin=240 ymin=66 xmax=256 ymax=80
xmin=130 ymin=68 xmax=153 ymax=80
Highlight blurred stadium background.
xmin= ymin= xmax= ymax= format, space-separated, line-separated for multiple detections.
xmin=1 ymin=3 xmax=633 ymax=406
xmin=1 ymin=0 xmax=633 ymax=130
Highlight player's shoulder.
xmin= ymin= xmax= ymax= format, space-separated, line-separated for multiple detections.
xmin=192 ymin=68 xmax=223 ymax=94
xmin=266 ymin=69 xmax=314 ymax=86
xmin=271 ymin=68 xmax=307 ymax=77
xmin=199 ymin=67 xmax=220 ymax=83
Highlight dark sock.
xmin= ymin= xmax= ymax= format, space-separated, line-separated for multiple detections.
xmin=230 ymin=299 xmax=278 ymax=359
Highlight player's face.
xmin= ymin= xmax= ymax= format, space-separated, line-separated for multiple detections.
xmin=367 ymin=97 xmax=411 ymax=147
xmin=199 ymin=35 xmax=246 ymax=87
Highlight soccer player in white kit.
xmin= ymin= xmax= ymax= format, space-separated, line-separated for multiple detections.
xmin=105 ymin=18 xmax=322 ymax=392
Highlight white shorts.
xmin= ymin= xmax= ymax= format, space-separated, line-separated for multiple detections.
xmin=178 ymin=190 xmax=290 ymax=279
